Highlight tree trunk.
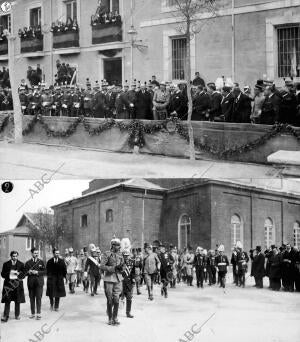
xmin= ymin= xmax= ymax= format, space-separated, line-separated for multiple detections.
xmin=8 ymin=36 xmax=23 ymax=144
xmin=185 ymin=21 xmax=196 ymax=160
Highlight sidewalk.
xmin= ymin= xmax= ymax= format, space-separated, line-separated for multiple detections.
xmin=0 ymin=142 xmax=281 ymax=180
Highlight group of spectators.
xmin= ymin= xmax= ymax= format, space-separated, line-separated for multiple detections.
xmin=55 ymin=60 xmax=76 ymax=85
xmin=0 ymin=66 xmax=10 ymax=89
xmin=26 ymin=65 xmax=43 ymax=87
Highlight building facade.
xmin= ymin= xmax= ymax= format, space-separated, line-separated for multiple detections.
xmin=0 ymin=213 xmax=47 ymax=267
xmin=1 ymin=0 xmax=300 ymax=88
xmin=52 ymin=179 xmax=300 ymax=253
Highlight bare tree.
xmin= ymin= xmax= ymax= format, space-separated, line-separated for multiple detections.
xmin=171 ymin=0 xmax=218 ymax=160
xmin=4 ymin=0 xmax=23 ymax=143
xmin=28 ymin=208 xmax=72 ymax=260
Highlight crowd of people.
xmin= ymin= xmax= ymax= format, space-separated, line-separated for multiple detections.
xmin=1 ymin=238 xmax=300 ymax=326
xmin=14 ymin=72 xmax=300 ymax=127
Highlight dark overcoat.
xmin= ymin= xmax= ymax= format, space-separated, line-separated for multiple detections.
xmin=1 ymin=260 xmax=26 ymax=303
xmin=46 ymin=258 xmax=67 ymax=298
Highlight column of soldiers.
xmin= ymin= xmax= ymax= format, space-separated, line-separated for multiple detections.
xmin=2 ymin=240 xmax=300 ymax=324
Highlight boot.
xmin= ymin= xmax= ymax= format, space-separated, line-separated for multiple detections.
xmin=69 ymin=283 xmax=72 ymax=293
xmin=126 ymin=300 xmax=134 ymax=318
xmin=112 ymin=302 xmax=120 ymax=325
xmin=107 ymin=303 xmax=113 ymax=325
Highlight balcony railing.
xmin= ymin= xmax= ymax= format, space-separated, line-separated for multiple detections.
xmin=91 ymin=12 xmax=122 ymax=44
xmin=18 ymin=26 xmax=44 ymax=53
xmin=51 ymin=20 xmax=79 ymax=49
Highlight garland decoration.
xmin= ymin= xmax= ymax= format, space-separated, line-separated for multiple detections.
xmin=0 ymin=114 xmax=9 ymax=133
xmin=14 ymin=113 xmax=300 ymax=156
xmin=22 ymin=115 xmax=38 ymax=136
xmin=37 ymin=115 xmax=81 ymax=137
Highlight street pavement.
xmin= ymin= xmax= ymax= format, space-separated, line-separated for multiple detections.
xmin=1 ymin=275 xmax=300 ymax=342
xmin=0 ymin=142 xmax=280 ymax=180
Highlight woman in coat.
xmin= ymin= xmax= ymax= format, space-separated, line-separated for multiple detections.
xmin=1 ymin=251 xmax=25 ymax=322
xmin=46 ymin=248 xmax=67 ymax=311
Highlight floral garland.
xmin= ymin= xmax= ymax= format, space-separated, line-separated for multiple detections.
xmin=16 ymin=114 xmax=300 ymax=155
xmin=176 ymin=122 xmax=300 ymax=158
xmin=36 ymin=115 xmax=81 ymax=137
xmin=0 ymin=114 xmax=9 ymax=133
xmin=22 ymin=115 xmax=38 ymax=136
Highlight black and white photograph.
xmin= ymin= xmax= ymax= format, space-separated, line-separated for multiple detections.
xmin=0 ymin=0 xmax=300 ymax=341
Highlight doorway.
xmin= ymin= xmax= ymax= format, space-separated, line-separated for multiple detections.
xmin=103 ymin=58 xmax=122 ymax=86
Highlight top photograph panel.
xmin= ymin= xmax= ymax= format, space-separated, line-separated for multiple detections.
xmin=0 ymin=0 xmax=299 ymax=179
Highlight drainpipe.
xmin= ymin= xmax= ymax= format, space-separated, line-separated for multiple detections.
xmin=231 ymin=0 xmax=235 ymax=82
xmin=50 ymin=0 xmax=53 ymax=84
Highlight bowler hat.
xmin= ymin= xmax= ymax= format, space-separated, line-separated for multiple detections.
xmin=255 ymin=246 xmax=261 ymax=252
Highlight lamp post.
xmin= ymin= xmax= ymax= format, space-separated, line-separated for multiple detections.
xmin=127 ymin=24 xmax=137 ymax=83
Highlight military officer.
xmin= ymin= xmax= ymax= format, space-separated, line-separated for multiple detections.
xmin=207 ymin=250 xmax=217 ymax=286
xmin=143 ymin=243 xmax=161 ymax=301
xmin=236 ymin=242 xmax=249 ymax=287
xmin=194 ymin=247 xmax=208 ymax=288
xmin=153 ymin=81 xmax=170 ymax=120
xmin=216 ymin=244 xmax=229 ymax=288
xmin=132 ymin=248 xmax=143 ymax=295
xmin=84 ymin=244 xmax=101 ymax=296
xmin=65 ymin=247 xmax=78 ymax=294
xmin=100 ymin=237 xmax=124 ymax=325
xmin=120 ymin=238 xmax=135 ymax=318
xmin=157 ymin=244 xmax=174 ymax=298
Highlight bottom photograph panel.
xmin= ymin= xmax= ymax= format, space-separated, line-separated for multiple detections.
xmin=0 ymin=178 xmax=300 ymax=342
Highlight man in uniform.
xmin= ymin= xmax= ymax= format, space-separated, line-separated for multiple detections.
xmin=19 ymin=86 xmax=29 ymax=115
xmin=84 ymin=244 xmax=101 ymax=296
xmin=100 ymin=237 xmax=124 ymax=325
xmin=1 ymin=251 xmax=25 ymax=322
xmin=120 ymin=238 xmax=135 ymax=318
xmin=250 ymin=246 xmax=265 ymax=288
xmin=194 ymin=247 xmax=207 ymax=288
xmin=65 ymin=247 xmax=78 ymax=294
xmin=92 ymin=81 xmax=108 ymax=118
xmin=25 ymin=247 xmax=45 ymax=320
xmin=132 ymin=248 xmax=143 ymax=295
xmin=83 ymin=79 xmax=93 ymax=116
xmin=231 ymin=245 xmax=239 ymax=286
xmin=143 ymin=243 xmax=161 ymax=301
xmin=81 ymin=247 xmax=90 ymax=293
xmin=127 ymin=80 xmax=137 ymax=119
xmin=153 ymin=82 xmax=170 ymax=120
xmin=216 ymin=244 xmax=229 ymax=288
xmin=236 ymin=242 xmax=249 ymax=287
xmin=207 ymin=250 xmax=217 ymax=286
xmin=157 ymin=244 xmax=174 ymax=298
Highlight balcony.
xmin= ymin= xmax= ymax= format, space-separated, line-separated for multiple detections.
xmin=91 ymin=12 xmax=122 ymax=44
xmin=51 ymin=21 xmax=79 ymax=49
xmin=0 ymin=34 xmax=8 ymax=56
xmin=19 ymin=27 xmax=44 ymax=54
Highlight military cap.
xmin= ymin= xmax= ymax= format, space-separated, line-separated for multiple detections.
xmin=144 ymin=242 xmax=152 ymax=249
xmin=271 ymin=244 xmax=276 ymax=250
xmin=68 ymin=247 xmax=74 ymax=252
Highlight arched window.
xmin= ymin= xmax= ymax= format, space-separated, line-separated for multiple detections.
xmin=264 ymin=218 xmax=275 ymax=248
xmin=231 ymin=214 xmax=243 ymax=247
xmin=294 ymin=221 xmax=300 ymax=248
xmin=81 ymin=214 xmax=87 ymax=228
xmin=106 ymin=209 xmax=113 ymax=223
xmin=178 ymin=214 xmax=191 ymax=250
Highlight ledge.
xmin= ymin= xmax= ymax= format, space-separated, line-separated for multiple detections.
xmin=267 ymin=150 xmax=300 ymax=166
xmin=21 ymin=51 xmax=45 ymax=58
xmin=53 ymin=48 xmax=81 ymax=55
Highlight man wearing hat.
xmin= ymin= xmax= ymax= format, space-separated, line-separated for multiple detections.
xmin=231 ymin=86 xmax=252 ymax=123
xmin=269 ymin=245 xmax=282 ymax=291
xmin=236 ymin=242 xmax=249 ymax=287
xmin=120 ymin=238 xmax=135 ymax=318
xmin=65 ymin=248 xmax=78 ymax=294
xmin=194 ymin=247 xmax=208 ymax=288
xmin=132 ymin=248 xmax=143 ymax=295
xmin=281 ymin=243 xmax=296 ymax=292
xmin=143 ymin=243 xmax=161 ymax=300
xmin=221 ymin=86 xmax=234 ymax=122
xmin=215 ymin=245 xmax=229 ymax=288
xmin=207 ymin=250 xmax=217 ymax=286
xmin=81 ymin=247 xmax=90 ymax=293
xmin=250 ymin=246 xmax=265 ymax=288
xmin=100 ymin=237 xmax=124 ymax=325
xmin=261 ymin=85 xmax=281 ymax=125
xmin=115 ymin=81 xmax=130 ymax=119
xmin=157 ymin=244 xmax=174 ymax=298
xmin=84 ymin=244 xmax=101 ymax=296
